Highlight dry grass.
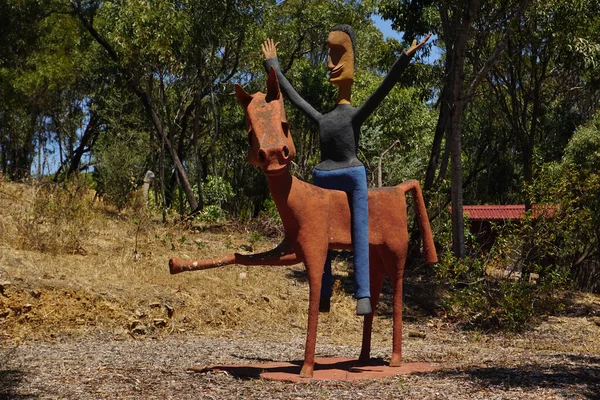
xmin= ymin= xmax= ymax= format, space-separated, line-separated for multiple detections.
xmin=0 ymin=179 xmax=369 ymax=345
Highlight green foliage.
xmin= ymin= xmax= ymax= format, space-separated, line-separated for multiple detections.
xmin=202 ymin=175 xmax=234 ymax=207
xmin=436 ymin=246 xmax=566 ymax=331
xmin=562 ymin=116 xmax=600 ymax=170
xmin=197 ymin=205 xmax=227 ymax=224
xmin=94 ymin=127 xmax=150 ymax=211
xmin=436 ymin=113 xmax=600 ymax=329
xmin=527 ymin=115 xmax=600 ymax=292
xmin=193 ymin=175 xmax=235 ymax=223
xmin=355 ymin=81 xmax=437 ymax=185
xmin=260 ymin=198 xmax=281 ymax=222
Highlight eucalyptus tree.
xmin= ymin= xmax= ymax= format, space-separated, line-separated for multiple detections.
xmin=482 ymin=0 xmax=600 ymax=208
xmin=67 ymin=0 xmax=268 ymax=213
xmin=0 ymin=0 xmax=46 ymax=179
xmin=378 ymin=0 xmax=530 ymax=257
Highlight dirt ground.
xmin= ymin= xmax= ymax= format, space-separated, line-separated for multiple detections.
xmin=2 ymin=311 xmax=599 ymax=399
xmin=1 ymin=180 xmax=599 ymax=399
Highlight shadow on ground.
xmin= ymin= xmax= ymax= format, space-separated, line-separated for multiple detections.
xmin=434 ymin=354 xmax=600 ymax=399
xmin=0 ymin=368 xmax=35 ymax=400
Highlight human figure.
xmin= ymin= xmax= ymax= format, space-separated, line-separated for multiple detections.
xmin=262 ymin=26 xmax=430 ymax=315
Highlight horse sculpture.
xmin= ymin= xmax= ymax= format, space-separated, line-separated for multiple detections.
xmin=169 ymin=68 xmax=438 ymax=378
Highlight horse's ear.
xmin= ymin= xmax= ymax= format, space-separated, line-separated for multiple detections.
xmin=235 ymin=84 xmax=253 ymax=108
xmin=266 ymin=67 xmax=281 ymax=102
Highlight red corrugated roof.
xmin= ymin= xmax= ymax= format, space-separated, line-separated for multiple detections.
xmin=464 ymin=205 xmax=525 ymax=220
xmin=450 ymin=205 xmax=557 ymax=221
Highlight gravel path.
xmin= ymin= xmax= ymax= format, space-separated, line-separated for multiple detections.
xmin=2 ymin=317 xmax=599 ymax=399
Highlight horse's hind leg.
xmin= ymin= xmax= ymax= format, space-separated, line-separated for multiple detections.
xmin=359 ymin=249 xmax=385 ymax=364
xmin=380 ymin=246 xmax=407 ymax=367
xmin=299 ymin=247 xmax=328 ymax=378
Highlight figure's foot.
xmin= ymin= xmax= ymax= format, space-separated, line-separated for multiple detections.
xmin=319 ymin=296 xmax=331 ymax=313
xmin=356 ymin=297 xmax=372 ymax=315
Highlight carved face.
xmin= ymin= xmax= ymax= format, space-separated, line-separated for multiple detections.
xmin=327 ymin=30 xmax=354 ymax=86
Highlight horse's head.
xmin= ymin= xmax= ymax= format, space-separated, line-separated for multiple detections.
xmin=235 ymin=67 xmax=296 ymax=175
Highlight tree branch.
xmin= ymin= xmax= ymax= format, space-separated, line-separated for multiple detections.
xmin=465 ymin=0 xmax=530 ymax=104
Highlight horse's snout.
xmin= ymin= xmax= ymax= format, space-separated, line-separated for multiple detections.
xmin=258 ymin=144 xmax=292 ymax=171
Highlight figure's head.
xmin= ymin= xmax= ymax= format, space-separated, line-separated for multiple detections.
xmin=327 ymin=25 xmax=355 ymax=87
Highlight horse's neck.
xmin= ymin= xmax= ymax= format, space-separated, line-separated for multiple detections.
xmin=265 ymin=169 xmax=293 ymax=204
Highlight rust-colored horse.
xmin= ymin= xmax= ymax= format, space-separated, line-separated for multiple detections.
xmin=169 ymin=68 xmax=437 ymax=378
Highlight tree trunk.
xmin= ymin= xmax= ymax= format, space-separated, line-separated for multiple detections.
xmin=450 ymin=100 xmax=466 ymax=258
xmin=64 ymin=111 xmax=100 ymax=179
xmin=446 ymin=0 xmax=480 ymax=258
xmin=193 ymin=96 xmax=205 ymax=211
xmin=424 ymin=82 xmax=452 ymax=193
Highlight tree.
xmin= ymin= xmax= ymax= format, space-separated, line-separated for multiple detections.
xmin=378 ymin=0 xmax=530 ymax=257
xmin=67 ymin=0 xmax=270 ymax=214
xmin=483 ymin=0 xmax=600 ymax=208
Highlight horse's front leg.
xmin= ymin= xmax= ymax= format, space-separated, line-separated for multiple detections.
xmin=298 ymin=239 xmax=328 ymax=378
xmin=169 ymin=240 xmax=300 ymax=274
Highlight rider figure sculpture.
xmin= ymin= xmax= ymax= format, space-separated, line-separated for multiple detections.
xmin=262 ymin=25 xmax=430 ymax=315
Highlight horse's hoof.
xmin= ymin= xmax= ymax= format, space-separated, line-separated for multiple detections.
xmin=357 ymin=355 xmax=371 ymax=365
xmin=299 ymin=364 xmax=313 ymax=378
xmin=389 ymin=358 xmax=402 ymax=367
xmin=356 ymin=297 xmax=372 ymax=315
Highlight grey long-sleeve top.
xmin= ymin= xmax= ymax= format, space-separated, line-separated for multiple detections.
xmin=264 ymin=50 xmax=413 ymax=171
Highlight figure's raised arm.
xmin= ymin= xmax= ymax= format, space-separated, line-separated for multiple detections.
xmin=262 ymin=38 xmax=280 ymax=60
xmin=262 ymin=39 xmax=321 ymax=122
xmin=355 ymin=33 xmax=432 ymax=125
xmin=406 ymin=33 xmax=432 ymax=56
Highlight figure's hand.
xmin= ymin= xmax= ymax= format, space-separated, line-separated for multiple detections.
xmin=406 ymin=33 xmax=432 ymax=56
xmin=262 ymin=38 xmax=280 ymax=60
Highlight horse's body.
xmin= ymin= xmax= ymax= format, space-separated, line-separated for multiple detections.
xmin=169 ymin=68 xmax=437 ymax=378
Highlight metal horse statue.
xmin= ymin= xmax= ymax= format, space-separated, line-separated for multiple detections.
xmin=169 ymin=68 xmax=438 ymax=378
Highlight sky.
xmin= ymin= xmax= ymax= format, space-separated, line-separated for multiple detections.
xmin=372 ymin=14 xmax=403 ymax=41
xmin=372 ymin=14 xmax=441 ymax=64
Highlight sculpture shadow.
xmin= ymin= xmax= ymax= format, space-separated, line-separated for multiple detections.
xmin=432 ymin=354 xmax=600 ymax=399
xmin=0 ymin=368 xmax=35 ymax=400
xmin=192 ymin=358 xmax=389 ymax=380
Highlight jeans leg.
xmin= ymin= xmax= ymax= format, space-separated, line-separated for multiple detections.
xmin=351 ymin=180 xmax=370 ymax=299
xmin=320 ymin=252 xmax=333 ymax=299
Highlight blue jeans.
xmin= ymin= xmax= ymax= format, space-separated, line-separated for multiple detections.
xmin=312 ymin=166 xmax=370 ymax=299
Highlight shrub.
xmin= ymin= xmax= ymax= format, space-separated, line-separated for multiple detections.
xmin=15 ymin=177 xmax=95 ymax=254
xmin=203 ymin=175 xmax=234 ymax=207
xmin=435 ymin=248 xmax=566 ymax=331
xmin=247 ymin=197 xmax=283 ymax=239
xmin=196 ymin=204 xmax=227 ymax=224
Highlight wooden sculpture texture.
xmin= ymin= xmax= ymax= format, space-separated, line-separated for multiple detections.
xmin=261 ymin=26 xmax=431 ymax=315
xmin=169 ymin=69 xmax=438 ymax=378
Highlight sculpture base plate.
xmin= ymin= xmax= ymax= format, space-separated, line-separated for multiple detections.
xmin=189 ymin=357 xmax=436 ymax=382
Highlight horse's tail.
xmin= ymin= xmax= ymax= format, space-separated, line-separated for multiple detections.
xmin=398 ymin=179 xmax=438 ymax=264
